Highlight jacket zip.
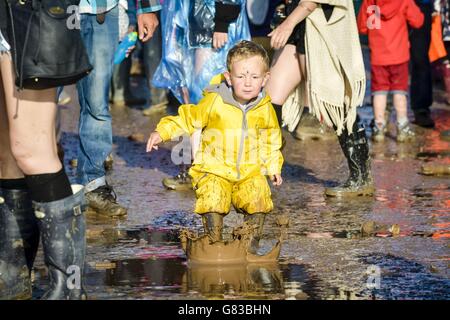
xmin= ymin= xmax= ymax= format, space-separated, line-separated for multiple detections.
xmin=235 ymin=103 xmax=261 ymax=180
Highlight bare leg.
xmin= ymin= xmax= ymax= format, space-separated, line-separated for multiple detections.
xmin=194 ymin=48 xmax=214 ymax=77
xmin=373 ymin=94 xmax=388 ymax=126
xmin=393 ymin=93 xmax=408 ymax=123
xmin=0 ymin=52 xmax=61 ymax=175
xmin=266 ymin=44 xmax=303 ymax=105
xmin=0 ymin=53 xmax=23 ymax=179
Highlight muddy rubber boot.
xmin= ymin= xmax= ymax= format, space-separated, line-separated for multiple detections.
xmin=244 ymin=213 xmax=266 ymax=241
xmin=201 ymin=213 xmax=223 ymax=242
xmin=244 ymin=213 xmax=266 ymax=252
xmin=325 ymin=128 xmax=375 ymax=197
xmin=0 ymin=188 xmax=40 ymax=300
xmin=34 ymin=185 xmax=87 ymax=300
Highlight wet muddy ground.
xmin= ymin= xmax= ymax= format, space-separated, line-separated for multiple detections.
xmin=31 ymin=63 xmax=450 ymax=300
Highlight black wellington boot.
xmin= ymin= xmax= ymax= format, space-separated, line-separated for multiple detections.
xmin=201 ymin=213 xmax=224 ymax=242
xmin=325 ymin=127 xmax=375 ymax=197
xmin=34 ymin=185 xmax=87 ymax=300
xmin=0 ymin=188 xmax=40 ymax=300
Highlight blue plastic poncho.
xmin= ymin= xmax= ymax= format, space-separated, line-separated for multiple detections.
xmin=152 ymin=0 xmax=251 ymax=104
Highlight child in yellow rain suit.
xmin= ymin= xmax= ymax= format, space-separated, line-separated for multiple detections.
xmin=146 ymin=41 xmax=283 ymax=242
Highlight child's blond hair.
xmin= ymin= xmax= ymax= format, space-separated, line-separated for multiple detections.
xmin=226 ymin=40 xmax=270 ymax=72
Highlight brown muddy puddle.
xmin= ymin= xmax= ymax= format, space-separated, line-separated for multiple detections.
xmin=77 ymin=226 xmax=332 ymax=300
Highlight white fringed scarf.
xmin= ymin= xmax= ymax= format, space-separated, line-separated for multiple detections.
xmin=305 ymin=0 xmax=366 ymax=135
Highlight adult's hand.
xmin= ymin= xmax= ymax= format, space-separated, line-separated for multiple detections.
xmin=137 ymin=13 xmax=159 ymax=42
xmin=213 ymin=32 xmax=228 ymax=50
xmin=268 ymin=21 xmax=295 ymax=50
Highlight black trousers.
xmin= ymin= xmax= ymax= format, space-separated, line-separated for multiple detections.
xmin=409 ymin=3 xmax=433 ymax=113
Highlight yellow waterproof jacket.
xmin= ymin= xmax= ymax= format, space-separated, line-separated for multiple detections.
xmin=156 ymin=74 xmax=283 ymax=183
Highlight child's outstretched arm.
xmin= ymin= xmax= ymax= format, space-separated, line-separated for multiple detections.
xmin=146 ymin=131 xmax=163 ymax=153
xmin=146 ymin=93 xmax=217 ymax=153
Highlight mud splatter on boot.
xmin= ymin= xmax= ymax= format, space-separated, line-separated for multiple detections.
xmin=0 ymin=188 xmax=39 ymax=300
xmin=201 ymin=213 xmax=224 ymax=243
xmin=34 ymin=185 xmax=87 ymax=300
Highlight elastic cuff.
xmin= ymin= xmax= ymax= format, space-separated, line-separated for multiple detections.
xmin=156 ymin=128 xmax=171 ymax=142
xmin=391 ymin=90 xmax=408 ymax=96
xmin=137 ymin=5 xmax=162 ymax=15
xmin=372 ymin=90 xmax=389 ymax=96
xmin=214 ymin=21 xmax=231 ymax=33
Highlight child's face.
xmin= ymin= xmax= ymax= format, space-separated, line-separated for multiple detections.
xmin=224 ymin=56 xmax=270 ymax=105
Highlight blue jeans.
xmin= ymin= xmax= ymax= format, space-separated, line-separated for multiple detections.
xmin=142 ymin=23 xmax=167 ymax=106
xmin=76 ymin=6 xmax=119 ymax=191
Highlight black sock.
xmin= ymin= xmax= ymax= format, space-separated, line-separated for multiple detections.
xmin=25 ymin=168 xmax=72 ymax=203
xmin=0 ymin=178 xmax=28 ymax=190
xmin=272 ymin=103 xmax=283 ymax=128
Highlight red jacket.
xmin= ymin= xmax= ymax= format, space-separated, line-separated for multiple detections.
xmin=357 ymin=0 xmax=424 ymax=66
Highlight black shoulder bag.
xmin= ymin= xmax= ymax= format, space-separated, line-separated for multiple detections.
xmin=7 ymin=0 xmax=92 ymax=90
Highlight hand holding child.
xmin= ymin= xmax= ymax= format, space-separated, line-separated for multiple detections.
xmin=271 ymin=174 xmax=283 ymax=186
xmin=146 ymin=132 xmax=162 ymax=153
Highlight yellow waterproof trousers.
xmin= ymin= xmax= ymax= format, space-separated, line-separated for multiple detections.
xmin=194 ymin=173 xmax=273 ymax=215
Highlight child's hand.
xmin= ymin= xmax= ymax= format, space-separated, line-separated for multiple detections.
xmin=146 ymin=132 xmax=162 ymax=153
xmin=270 ymin=174 xmax=283 ymax=186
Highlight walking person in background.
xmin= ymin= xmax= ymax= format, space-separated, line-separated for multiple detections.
xmin=76 ymin=0 xmax=162 ymax=217
xmin=410 ymin=0 xmax=435 ymax=128
xmin=266 ymin=0 xmax=374 ymax=197
xmin=358 ymin=0 xmax=424 ymax=142
xmin=0 ymin=0 xmax=87 ymax=299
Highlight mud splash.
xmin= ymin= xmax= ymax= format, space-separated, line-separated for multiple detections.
xmin=180 ymin=216 xmax=289 ymax=264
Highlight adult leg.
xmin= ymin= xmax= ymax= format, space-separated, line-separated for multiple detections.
xmin=0 ymin=52 xmax=38 ymax=300
xmin=77 ymin=7 xmax=126 ymax=216
xmin=266 ymin=44 xmax=303 ymax=126
xmin=324 ymin=72 xmax=374 ymax=197
xmin=0 ymin=52 xmax=85 ymax=300
xmin=393 ymin=93 xmax=415 ymax=142
xmin=410 ymin=3 xmax=434 ymax=128
xmin=142 ymin=22 xmax=168 ymax=115
xmin=372 ymin=93 xmax=388 ymax=142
